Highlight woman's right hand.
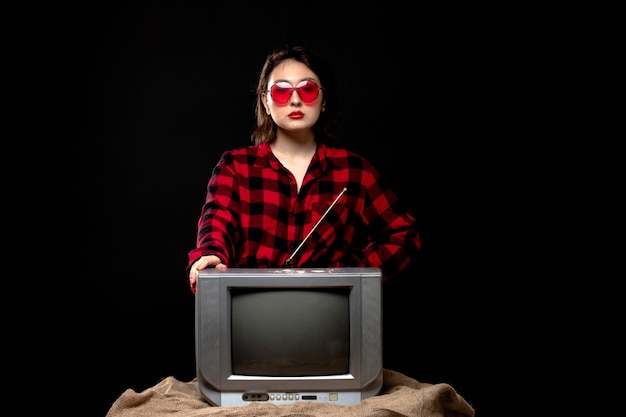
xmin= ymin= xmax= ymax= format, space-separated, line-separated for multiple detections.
xmin=189 ymin=255 xmax=227 ymax=294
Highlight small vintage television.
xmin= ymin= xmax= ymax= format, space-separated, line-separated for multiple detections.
xmin=195 ymin=267 xmax=383 ymax=407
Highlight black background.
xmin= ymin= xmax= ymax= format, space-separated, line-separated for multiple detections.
xmin=6 ymin=2 xmax=504 ymax=416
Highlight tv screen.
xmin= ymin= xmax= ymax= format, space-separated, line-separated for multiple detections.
xmin=195 ymin=267 xmax=383 ymax=406
xmin=231 ymin=288 xmax=350 ymax=376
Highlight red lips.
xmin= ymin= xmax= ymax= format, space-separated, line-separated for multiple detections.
xmin=288 ymin=111 xmax=304 ymax=119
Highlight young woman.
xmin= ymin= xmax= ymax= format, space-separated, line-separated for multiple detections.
xmin=187 ymin=44 xmax=421 ymax=294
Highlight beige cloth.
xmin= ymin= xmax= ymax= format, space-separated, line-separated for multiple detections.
xmin=105 ymin=369 xmax=475 ymax=417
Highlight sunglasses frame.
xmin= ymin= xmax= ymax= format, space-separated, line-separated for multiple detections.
xmin=267 ymin=80 xmax=323 ymax=105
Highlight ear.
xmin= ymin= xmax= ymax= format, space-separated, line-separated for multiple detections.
xmin=262 ymin=93 xmax=270 ymax=115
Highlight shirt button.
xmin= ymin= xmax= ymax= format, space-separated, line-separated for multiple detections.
xmin=288 ymin=178 xmax=292 ymax=182
xmin=291 ymin=210 xmax=296 ymax=215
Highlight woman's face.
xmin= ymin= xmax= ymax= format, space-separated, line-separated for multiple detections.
xmin=262 ymin=59 xmax=325 ymax=134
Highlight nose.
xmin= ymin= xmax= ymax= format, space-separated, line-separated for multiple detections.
xmin=288 ymin=89 xmax=303 ymax=105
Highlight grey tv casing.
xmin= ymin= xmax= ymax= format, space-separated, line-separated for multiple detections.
xmin=195 ymin=267 xmax=383 ymax=407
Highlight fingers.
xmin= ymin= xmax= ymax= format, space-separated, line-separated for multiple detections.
xmin=189 ymin=267 xmax=197 ymax=292
xmin=190 ymin=256 xmax=227 ymax=293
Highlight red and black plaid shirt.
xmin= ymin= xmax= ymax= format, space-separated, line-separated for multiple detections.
xmin=188 ymin=142 xmax=421 ymax=280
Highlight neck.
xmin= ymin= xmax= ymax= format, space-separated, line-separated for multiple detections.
xmin=271 ymin=133 xmax=317 ymax=158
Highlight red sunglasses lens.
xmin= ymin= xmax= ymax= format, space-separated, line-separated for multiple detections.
xmin=270 ymin=81 xmax=320 ymax=104
xmin=270 ymin=82 xmax=294 ymax=104
xmin=295 ymin=80 xmax=320 ymax=103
